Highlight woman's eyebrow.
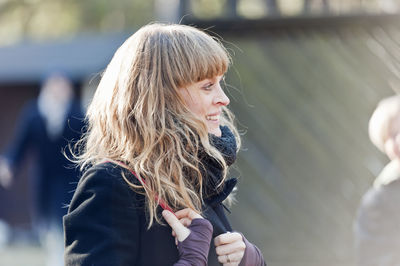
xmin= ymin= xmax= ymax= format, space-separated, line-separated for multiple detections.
xmin=200 ymin=79 xmax=213 ymax=85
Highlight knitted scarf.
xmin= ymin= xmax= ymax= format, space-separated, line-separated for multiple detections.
xmin=201 ymin=126 xmax=238 ymax=206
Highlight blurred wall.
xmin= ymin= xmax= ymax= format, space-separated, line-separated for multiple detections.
xmin=0 ymin=83 xmax=39 ymax=228
xmin=209 ymin=20 xmax=397 ymax=266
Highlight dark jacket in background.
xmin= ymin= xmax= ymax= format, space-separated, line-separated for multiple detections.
xmin=6 ymin=100 xmax=85 ymax=226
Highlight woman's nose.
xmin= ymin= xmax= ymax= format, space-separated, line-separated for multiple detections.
xmin=214 ymin=85 xmax=230 ymax=106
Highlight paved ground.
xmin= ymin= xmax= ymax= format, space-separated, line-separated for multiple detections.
xmin=0 ymin=244 xmax=45 ymax=266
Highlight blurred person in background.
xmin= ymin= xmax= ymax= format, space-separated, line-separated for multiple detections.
xmin=0 ymin=72 xmax=85 ymax=266
xmin=64 ymin=23 xmax=265 ymax=266
xmin=354 ymin=95 xmax=400 ymax=266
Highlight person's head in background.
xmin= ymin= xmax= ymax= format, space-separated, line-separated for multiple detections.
xmin=78 ymin=23 xmax=240 ymax=226
xmin=38 ymin=72 xmax=75 ymax=139
xmin=39 ymin=72 xmax=74 ymax=106
xmin=369 ymin=94 xmax=400 ymax=160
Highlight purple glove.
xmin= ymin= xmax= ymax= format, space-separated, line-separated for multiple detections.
xmin=239 ymin=234 xmax=267 ymax=266
xmin=175 ymin=218 xmax=213 ymax=266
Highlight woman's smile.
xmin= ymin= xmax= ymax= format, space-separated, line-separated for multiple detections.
xmin=179 ymin=76 xmax=229 ymax=136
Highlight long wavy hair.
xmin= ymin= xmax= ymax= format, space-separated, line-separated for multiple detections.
xmin=75 ymin=23 xmax=241 ymax=227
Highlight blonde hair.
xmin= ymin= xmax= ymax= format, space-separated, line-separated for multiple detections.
xmin=75 ymin=23 xmax=240 ymax=227
xmin=369 ymin=94 xmax=400 ymax=152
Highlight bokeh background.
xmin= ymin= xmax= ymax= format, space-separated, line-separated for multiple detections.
xmin=0 ymin=0 xmax=399 ymax=265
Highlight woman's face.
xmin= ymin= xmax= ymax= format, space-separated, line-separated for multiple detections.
xmin=178 ymin=75 xmax=230 ymax=137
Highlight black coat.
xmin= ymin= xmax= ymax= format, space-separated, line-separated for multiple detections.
xmin=64 ymin=162 xmax=235 ymax=266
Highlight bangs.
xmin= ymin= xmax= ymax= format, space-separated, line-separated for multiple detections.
xmin=186 ymin=38 xmax=230 ymax=83
xmin=155 ymin=25 xmax=230 ymax=89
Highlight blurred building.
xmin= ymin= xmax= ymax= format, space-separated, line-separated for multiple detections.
xmin=0 ymin=32 xmax=129 ymax=230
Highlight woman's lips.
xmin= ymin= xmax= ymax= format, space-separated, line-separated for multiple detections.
xmin=206 ymin=114 xmax=220 ymax=121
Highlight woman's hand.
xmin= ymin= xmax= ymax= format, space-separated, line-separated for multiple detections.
xmin=214 ymin=232 xmax=246 ymax=266
xmin=162 ymin=208 xmax=213 ymax=266
xmin=162 ymin=208 xmax=203 ymax=242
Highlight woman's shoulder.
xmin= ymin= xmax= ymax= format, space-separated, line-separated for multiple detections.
xmin=69 ymin=161 xmax=144 ymax=211
xmin=64 ymin=162 xmax=145 ymax=265
xmin=79 ymin=161 xmax=140 ymax=187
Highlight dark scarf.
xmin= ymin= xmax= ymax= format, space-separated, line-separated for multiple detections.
xmin=201 ymin=126 xmax=238 ymax=207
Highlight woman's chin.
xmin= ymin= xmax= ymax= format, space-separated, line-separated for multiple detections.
xmin=208 ymin=126 xmax=221 ymax=137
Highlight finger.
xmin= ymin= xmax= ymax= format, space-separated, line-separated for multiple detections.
xmin=162 ymin=210 xmax=190 ymax=241
xmin=224 ymin=251 xmax=245 ymax=263
xmin=174 ymin=208 xmax=190 ymax=219
xmin=179 ymin=217 xmax=192 ymax=227
xmin=218 ymin=254 xmax=227 ymax=264
xmin=175 ymin=208 xmax=203 ymax=220
xmin=218 ymin=252 xmax=244 ymax=265
xmin=218 ymin=254 xmax=239 ymax=265
xmin=214 ymin=232 xmax=242 ymax=246
xmin=215 ymin=240 xmax=246 ymax=256
xmin=223 ymin=263 xmax=239 ymax=266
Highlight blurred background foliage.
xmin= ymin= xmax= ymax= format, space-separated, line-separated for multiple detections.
xmin=0 ymin=0 xmax=399 ymax=46
xmin=0 ymin=0 xmax=154 ymax=45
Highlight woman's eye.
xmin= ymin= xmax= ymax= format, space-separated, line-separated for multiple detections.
xmin=203 ymin=83 xmax=214 ymax=90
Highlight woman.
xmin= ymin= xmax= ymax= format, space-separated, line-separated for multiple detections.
xmin=64 ymin=23 xmax=265 ymax=266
